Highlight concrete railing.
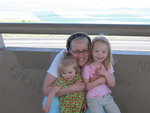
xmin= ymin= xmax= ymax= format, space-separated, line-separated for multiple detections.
xmin=0 ymin=23 xmax=150 ymax=113
xmin=0 ymin=23 xmax=150 ymax=36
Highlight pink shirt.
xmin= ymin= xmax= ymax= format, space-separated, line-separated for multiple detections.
xmin=82 ymin=64 xmax=114 ymax=99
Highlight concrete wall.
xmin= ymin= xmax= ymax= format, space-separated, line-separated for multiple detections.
xmin=112 ymin=53 xmax=150 ymax=113
xmin=0 ymin=49 xmax=150 ymax=113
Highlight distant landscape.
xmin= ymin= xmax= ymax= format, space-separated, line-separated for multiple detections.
xmin=0 ymin=5 xmax=150 ymax=24
xmin=32 ymin=8 xmax=150 ymax=24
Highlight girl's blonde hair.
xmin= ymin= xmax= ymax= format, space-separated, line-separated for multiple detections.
xmin=88 ymin=36 xmax=113 ymax=70
xmin=58 ymin=52 xmax=80 ymax=76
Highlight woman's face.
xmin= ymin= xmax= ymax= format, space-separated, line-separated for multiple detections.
xmin=70 ymin=39 xmax=89 ymax=67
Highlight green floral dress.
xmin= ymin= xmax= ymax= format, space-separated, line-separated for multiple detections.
xmin=53 ymin=74 xmax=85 ymax=113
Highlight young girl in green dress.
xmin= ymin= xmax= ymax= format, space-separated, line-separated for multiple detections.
xmin=42 ymin=52 xmax=85 ymax=113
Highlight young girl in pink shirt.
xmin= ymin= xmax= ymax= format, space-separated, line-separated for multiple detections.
xmin=82 ymin=36 xmax=121 ymax=113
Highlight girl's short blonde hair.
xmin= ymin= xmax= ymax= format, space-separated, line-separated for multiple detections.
xmin=58 ymin=52 xmax=80 ymax=76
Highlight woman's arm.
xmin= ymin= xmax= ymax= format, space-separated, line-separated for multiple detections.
xmin=43 ymin=73 xmax=85 ymax=96
xmin=43 ymin=73 xmax=57 ymax=96
xmin=82 ymin=65 xmax=106 ymax=90
xmin=43 ymin=49 xmax=85 ymax=96
xmin=84 ymin=76 xmax=106 ymax=90
xmin=56 ymin=79 xmax=85 ymax=96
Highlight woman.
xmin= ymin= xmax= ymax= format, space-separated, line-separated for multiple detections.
xmin=42 ymin=32 xmax=106 ymax=113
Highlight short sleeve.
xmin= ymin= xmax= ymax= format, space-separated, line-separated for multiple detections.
xmin=82 ymin=65 xmax=91 ymax=79
xmin=47 ymin=49 xmax=66 ymax=78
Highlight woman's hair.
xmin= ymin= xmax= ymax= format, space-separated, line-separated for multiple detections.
xmin=58 ymin=52 xmax=80 ymax=75
xmin=66 ymin=32 xmax=91 ymax=51
xmin=88 ymin=36 xmax=113 ymax=70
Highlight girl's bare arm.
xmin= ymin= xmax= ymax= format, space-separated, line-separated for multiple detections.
xmin=96 ymin=68 xmax=116 ymax=87
xmin=103 ymin=73 xmax=116 ymax=87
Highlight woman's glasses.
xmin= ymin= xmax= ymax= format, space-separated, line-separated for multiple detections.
xmin=70 ymin=49 xmax=89 ymax=55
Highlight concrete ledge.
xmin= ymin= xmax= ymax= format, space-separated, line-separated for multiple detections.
xmin=113 ymin=50 xmax=150 ymax=55
xmin=4 ymin=47 xmax=62 ymax=52
xmin=2 ymin=47 xmax=150 ymax=56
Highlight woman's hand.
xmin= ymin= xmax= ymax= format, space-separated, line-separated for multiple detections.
xmin=71 ymin=79 xmax=85 ymax=91
xmin=90 ymin=73 xmax=101 ymax=82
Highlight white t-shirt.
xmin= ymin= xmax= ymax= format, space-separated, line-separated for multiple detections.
xmin=47 ymin=49 xmax=67 ymax=78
